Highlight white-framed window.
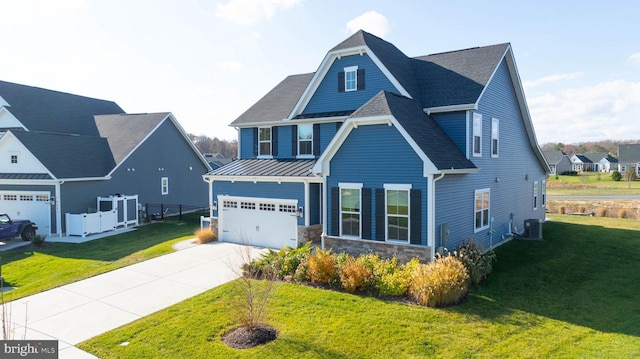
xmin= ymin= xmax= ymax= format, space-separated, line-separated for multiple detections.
xmin=473 ymin=113 xmax=482 ymax=157
xmin=258 ymin=127 xmax=271 ymax=156
xmin=491 ymin=118 xmax=499 ymax=158
xmin=298 ymin=124 xmax=313 ymax=156
xmin=161 ymin=177 xmax=169 ymax=195
xmin=542 ymin=179 xmax=546 ymax=206
xmin=533 ymin=181 xmax=539 ymax=210
xmin=385 ymin=184 xmax=411 ymax=242
xmin=344 ymin=66 xmax=358 ymax=92
xmin=339 ymin=183 xmax=362 ymax=238
xmin=474 ymin=189 xmax=490 ymax=231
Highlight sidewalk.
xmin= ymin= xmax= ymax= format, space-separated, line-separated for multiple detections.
xmin=4 ymin=240 xmax=266 ymax=358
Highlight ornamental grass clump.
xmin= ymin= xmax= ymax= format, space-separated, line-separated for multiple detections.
xmin=194 ymin=228 xmax=216 ymax=244
xmin=455 ymin=240 xmax=496 ymax=285
xmin=408 ymin=255 xmax=469 ymax=307
xmin=308 ymin=248 xmax=338 ymax=286
xmin=337 ymin=255 xmax=375 ymax=293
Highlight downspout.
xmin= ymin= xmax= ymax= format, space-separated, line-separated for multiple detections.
xmin=429 ymin=172 xmax=446 ymax=261
xmin=321 ymin=174 xmax=328 ymax=250
xmin=55 ymin=181 xmax=63 ymax=236
xmin=303 ymin=181 xmax=310 ymax=227
xmin=203 ymin=176 xmax=214 ymax=218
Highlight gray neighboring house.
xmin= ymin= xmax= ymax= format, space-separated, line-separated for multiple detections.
xmin=618 ymin=144 xmax=640 ymax=175
xmin=543 ymin=151 xmax=572 ymax=175
xmin=582 ymin=153 xmax=617 ymax=173
xmin=0 ymin=80 xmax=211 ymax=237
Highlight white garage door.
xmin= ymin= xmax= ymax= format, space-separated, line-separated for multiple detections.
xmin=218 ymin=195 xmax=298 ymax=249
xmin=0 ymin=191 xmax=51 ymax=236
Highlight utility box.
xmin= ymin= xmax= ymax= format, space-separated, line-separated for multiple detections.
xmin=524 ymin=219 xmax=543 ymax=240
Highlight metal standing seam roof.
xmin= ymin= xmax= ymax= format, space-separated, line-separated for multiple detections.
xmin=205 ymin=159 xmax=317 ymax=178
xmin=0 ymin=173 xmax=52 ymax=180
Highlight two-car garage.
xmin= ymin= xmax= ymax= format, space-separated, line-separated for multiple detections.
xmin=217 ymin=195 xmax=299 ymax=249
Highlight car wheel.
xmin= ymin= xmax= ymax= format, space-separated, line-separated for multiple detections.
xmin=21 ymin=226 xmax=36 ymax=241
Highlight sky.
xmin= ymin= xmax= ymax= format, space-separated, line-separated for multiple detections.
xmin=1 ymin=0 xmax=639 ymax=145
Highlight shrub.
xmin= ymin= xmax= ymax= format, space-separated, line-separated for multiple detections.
xmin=31 ymin=235 xmax=45 ymax=247
xmin=596 ymin=207 xmax=607 ymax=217
xmin=455 ymin=240 xmax=496 ymax=285
xmin=618 ymin=209 xmax=628 ymax=219
xmin=195 ymin=228 xmax=217 ymax=244
xmin=408 ymin=255 xmax=469 ymax=307
xmin=558 ymin=205 xmax=566 ymax=214
xmin=308 ymin=248 xmax=338 ymax=285
xmin=579 ymin=205 xmax=587 ymax=214
xmin=337 ymin=255 xmax=374 ymax=293
xmin=376 ymin=258 xmax=418 ymax=297
xmin=244 ymin=243 xmax=312 ymax=280
xmin=611 ymin=170 xmax=622 ymax=181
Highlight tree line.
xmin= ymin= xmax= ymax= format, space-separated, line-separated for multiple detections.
xmin=189 ymin=134 xmax=237 ymax=159
xmin=540 ymin=139 xmax=640 ymax=157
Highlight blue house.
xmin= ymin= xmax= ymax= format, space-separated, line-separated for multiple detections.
xmin=203 ymin=31 xmax=549 ymax=261
xmin=0 ymin=80 xmax=211 ymax=237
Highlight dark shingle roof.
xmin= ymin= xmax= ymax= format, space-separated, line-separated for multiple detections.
xmin=95 ymin=113 xmax=168 ymax=164
xmin=0 ymin=80 xmax=124 ymax=136
xmin=206 ymin=159 xmax=316 ymax=177
xmin=230 ymin=73 xmax=314 ymax=126
xmin=11 ymin=130 xmax=115 ymax=178
xmin=542 ymin=151 xmax=567 ymax=165
xmin=618 ymin=144 xmax=640 ymax=162
xmin=352 ymin=91 xmax=476 ymax=171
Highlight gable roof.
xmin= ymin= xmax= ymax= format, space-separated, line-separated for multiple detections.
xmin=11 ymin=130 xmax=115 ymax=179
xmin=542 ymin=151 xmax=567 ymax=165
xmin=0 ymin=80 xmax=124 ymax=136
xmin=618 ymin=144 xmax=640 ymax=162
xmin=95 ymin=113 xmax=169 ymax=164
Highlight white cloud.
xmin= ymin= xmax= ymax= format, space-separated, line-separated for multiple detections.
xmin=628 ymin=53 xmax=640 ymax=67
xmin=523 ymin=72 xmax=582 ymax=89
xmin=216 ymin=0 xmax=301 ymax=26
xmin=346 ymin=11 xmax=390 ymax=38
xmin=529 ymin=80 xmax=640 ymax=143
xmin=216 ymin=61 xmax=244 ymax=72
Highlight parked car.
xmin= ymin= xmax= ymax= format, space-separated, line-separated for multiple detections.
xmin=0 ymin=213 xmax=37 ymax=241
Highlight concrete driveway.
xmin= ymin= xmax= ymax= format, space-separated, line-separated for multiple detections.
xmin=3 ymin=241 xmax=266 ymax=358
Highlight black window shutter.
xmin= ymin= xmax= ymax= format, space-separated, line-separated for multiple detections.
xmin=313 ymin=124 xmax=320 ymax=156
xmin=375 ymin=188 xmax=386 ymax=241
xmin=362 ymin=188 xmax=371 ymax=240
xmin=330 ymin=187 xmax=340 ymax=236
xmin=252 ymin=128 xmax=258 ymax=156
xmin=357 ymin=69 xmax=365 ymax=90
xmin=338 ymin=71 xmax=345 ymax=92
xmin=410 ymin=189 xmax=422 ymax=245
xmin=291 ymin=125 xmax=298 ymax=156
xmin=272 ymin=127 xmax=278 ymax=156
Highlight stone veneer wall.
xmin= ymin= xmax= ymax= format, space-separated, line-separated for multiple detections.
xmin=324 ymin=236 xmax=432 ymax=263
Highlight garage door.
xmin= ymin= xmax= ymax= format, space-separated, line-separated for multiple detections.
xmin=0 ymin=191 xmax=51 ymax=236
xmin=218 ymin=195 xmax=298 ymax=249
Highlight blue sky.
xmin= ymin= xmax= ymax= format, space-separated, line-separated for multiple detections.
xmin=1 ymin=0 xmax=639 ymax=145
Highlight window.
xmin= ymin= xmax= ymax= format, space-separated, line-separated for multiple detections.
xmin=491 ymin=118 xmax=499 ymax=158
xmin=474 ymin=189 xmax=490 ymax=231
xmin=259 ymin=203 xmax=275 ymax=211
xmin=533 ymin=181 xmax=539 ymax=210
xmin=10 ymin=155 xmax=18 ymax=164
xmin=542 ymin=180 xmax=546 ymax=206
xmin=279 ymin=204 xmax=296 ymax=213
xmin=473 ymin=113 xmax=482 ymax=156
xmin=223 ymin=200 xmax=237 ymax=208
xmin=258 ymin=127 xmax=271 ymax=156
xmin=344 ymin=66 xmax=358 ymax=92
xmin=161 ymin=177 xmax=169 ymax=195
xmin=385 ymin=184 xmax=410 ymax=242
xmin=298 ymin=124 xmax=313 ymax=156
xmin=340 ymin=183 xmax=362 ymax=237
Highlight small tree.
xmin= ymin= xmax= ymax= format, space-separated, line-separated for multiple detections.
xmin=611 ymin=170 xmax=622 ymax=181
xmin=623 ymin=168 xmax=638 ymax=188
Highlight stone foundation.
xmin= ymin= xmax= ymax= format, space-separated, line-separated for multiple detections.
xmin=298 ymin=224 xmax=323 ymax=245
xmin=323 ymin=236 xmax=432 ymax=263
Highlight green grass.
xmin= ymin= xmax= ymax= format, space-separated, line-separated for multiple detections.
xmin=79 ymin=215 xmax=640 ymax=358
xmin=0 ymin=217 xmax=200 ymax=300
xmin=548 ymin=172 xmax=640 ymax=195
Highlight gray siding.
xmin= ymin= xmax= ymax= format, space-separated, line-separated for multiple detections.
xmin=327 ymin=124 xmax=428 ymax=244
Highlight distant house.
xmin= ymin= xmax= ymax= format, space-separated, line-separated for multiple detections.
xmin=203 ymin=153 xmax=232 ymax=170
xmin=543 ymin=151 xmax=572 ymax=175
xmin=0 ymin=80 xmax=211 ymax=237
xmin=618 ymin=144 xmax=640 ymax=175
xmin=202 ymin=30 xmax=549 ymax=261
xmin=583 ymin=153 xmax=617 ymax=173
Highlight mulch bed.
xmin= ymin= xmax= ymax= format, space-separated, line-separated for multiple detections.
xmin=222 ymin=324 xmax=278 ymax=349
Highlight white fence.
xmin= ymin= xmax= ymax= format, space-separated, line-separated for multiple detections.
xmin=66 ymin=210 xmax=118 ymax=237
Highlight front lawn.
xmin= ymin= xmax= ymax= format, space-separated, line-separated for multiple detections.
xmin=0 ymin=217 xmax=200 ymax=300
xmin=547 ymin=172 xmax=639 ymax=195
xmin=79 ymin=215 xmax=640 ymax=358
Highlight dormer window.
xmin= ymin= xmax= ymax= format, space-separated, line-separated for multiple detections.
xmin=338 ymin=66 xmax=365 ymax=92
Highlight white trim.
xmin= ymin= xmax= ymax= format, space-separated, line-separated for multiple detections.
xmin=338 ymin=182 xmax=362 ymax=239
xmin=297 ymin=123 xmax=314 ymax=156
xmin=161 ymin=177 xmax=169 ymax=195
xmin=0 ymin=95 xmax=9 ymax=107
xmin=0 ymin=107 xmax=27 ymax=130
xmin=465 ymin=111 xmax=470 ymax=159
xmin=472 ymin=113 xmax=482 ymax=157
xmin=233 ymin=116 xmax=349 ymax=128
xmin=491 ymin=118 xmax=499 ymax=158
xmin=384 ymin=185 xmax=410 ymax=243
xmin=474 ymin=188 xmax=490 ymax=233
xmin=533 ymin=180 xmax=539 ymax=211
xmin=344 ymin=65 xmax=358 ymax=92
xmin=383 ymin=183 xmax=412 ymax=190
xmin=424 ymin=103 xmax=477 ymax=114
xmin=217 ymin=195 xmax=298 ymax=206
xmin=258 ymin=126 xmax=272 ymax=157
xmin=202 ymin=175 xmax=323 ymax=184
xmin=338 ymin=182 xmax=363 ymax=189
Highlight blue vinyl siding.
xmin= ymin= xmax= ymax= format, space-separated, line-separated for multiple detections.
xmin=303 ymin=54 xmax=397 ymax=114
xmin=213 ymin=181 xmax=319 ymax=226
xmin=434 ymin=59 xmax=546 ymax=250
xmin=326 ymin=124 xmax=428 ymax=244
xmin=432 ymin=112 xmax=467 ymax=155
xmin=240 ymin=127 xmax=255 ymax=159
xmin=319 ymin=122 xmax=339 ymax=155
